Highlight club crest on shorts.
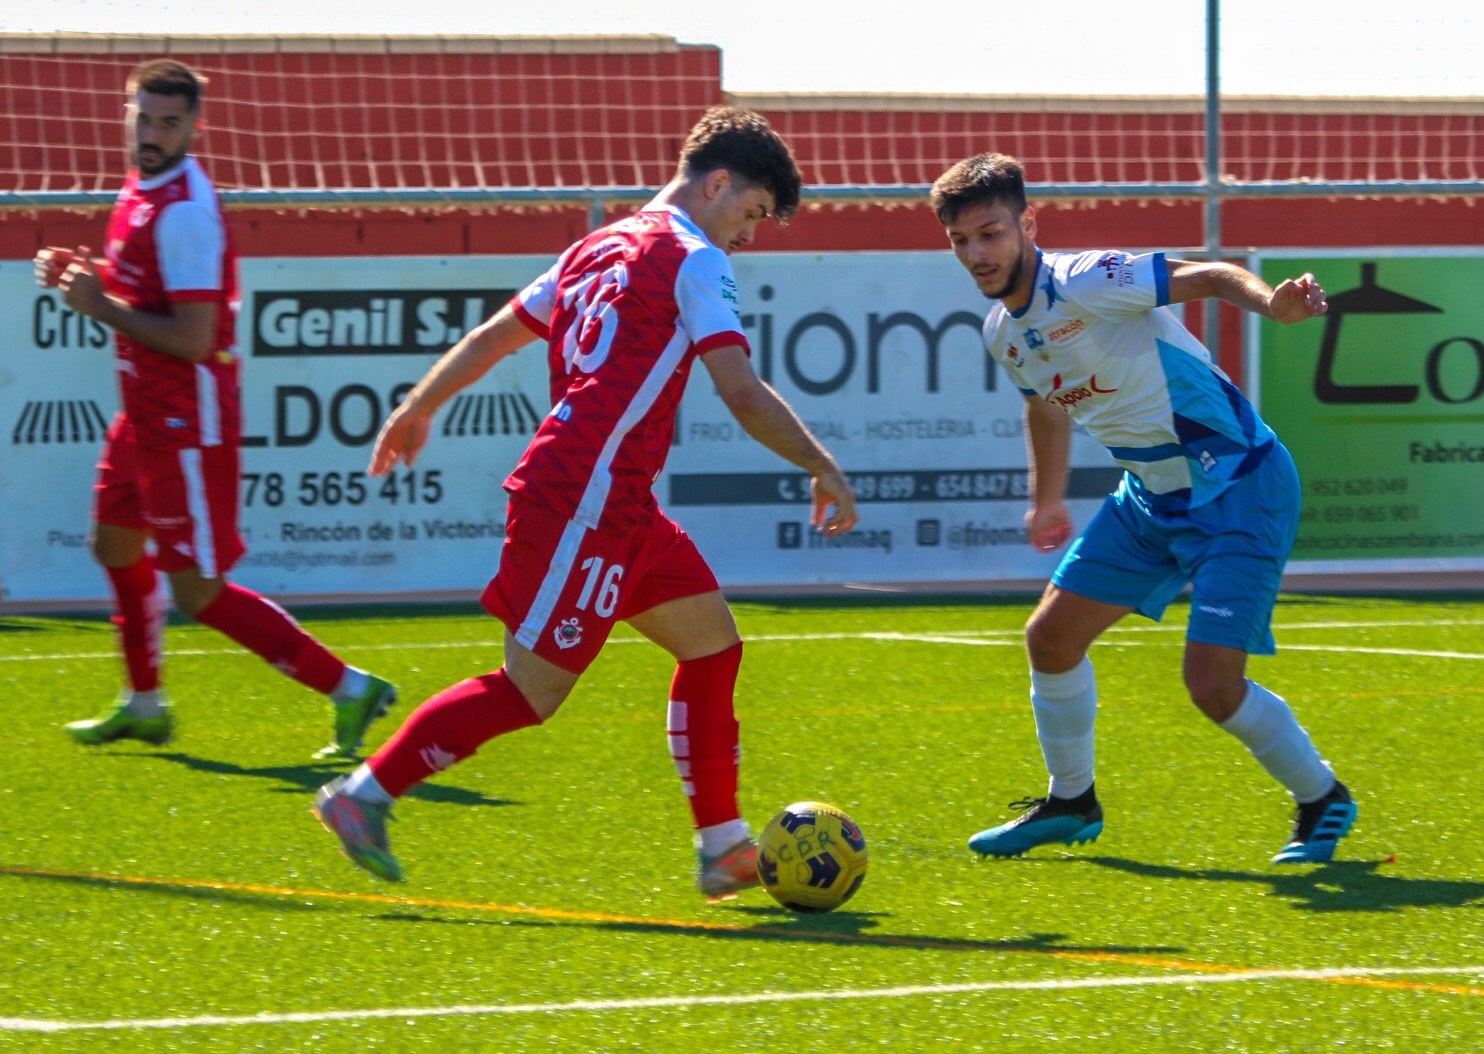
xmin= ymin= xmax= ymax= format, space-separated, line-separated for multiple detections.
xmin=553 ymin=617 xmax=584 ymax=650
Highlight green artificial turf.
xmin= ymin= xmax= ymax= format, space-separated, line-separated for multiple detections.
xmin=1 ymin=593 xmax=1481 ymax=1051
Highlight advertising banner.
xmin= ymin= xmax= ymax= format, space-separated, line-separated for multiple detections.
xmin=0 ymin=252 xmax=1120 ymax=604
xmin=665 ymin=252 xmax=1118 ymax=586
xmin=1257 ymin=253 xmax=1484 ymax=571
xmin=0 ymin=256 xmax=553 ymax=603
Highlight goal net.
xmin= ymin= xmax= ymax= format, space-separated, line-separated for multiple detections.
xmin=738 ymin=92 xmax=1483 ymax=195
xmin=2 ymin=33 xmax=1480 ymax=207
xmin=1 ymin=33 xmax=725 ymax=204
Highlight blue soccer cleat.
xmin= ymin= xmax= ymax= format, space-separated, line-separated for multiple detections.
xmin=968 ymin=792 xmax=1104 ymax=858
xmin=1271 ymin=780 xmax=1356 ymax=865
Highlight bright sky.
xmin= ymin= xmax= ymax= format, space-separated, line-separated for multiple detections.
xmin=4 ymin=1 xmax=1479 ymax=97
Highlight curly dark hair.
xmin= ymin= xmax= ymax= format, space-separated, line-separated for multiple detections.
xmin=127 ymin=59 xmax=205 ymax=111
xmin=929 ymin=152 xmax=1027 ymax=224
xmin=679 ymin=106 xmax=803 ymax=222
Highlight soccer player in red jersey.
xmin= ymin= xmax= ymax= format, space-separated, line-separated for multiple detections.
xmin=313 ymin=107 xmax=858 ymax=898
xmin=33 ymin=60 xmax=396 ymax=760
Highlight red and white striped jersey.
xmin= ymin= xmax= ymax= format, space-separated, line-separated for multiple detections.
xmin=103 ymin=155 xmax=241 ymax=449
xmin=508 ymin=204 xmax=749 ymax=532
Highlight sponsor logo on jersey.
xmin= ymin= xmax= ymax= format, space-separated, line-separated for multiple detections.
xmin=553 ymin=617 xmax=584 ymax=650
xmin=1045 ymin=372 xmax=1119 ymax=409
xmin=1048 ymin=319 xmax=1086 ymax=343
xmin=1023 ymin=328 xmax=1045 ymax=350
xmin=1096 ymin=251 xmax=1136 ymax=287
xmin=1197 ymin=604 xmax=1234 ymax=618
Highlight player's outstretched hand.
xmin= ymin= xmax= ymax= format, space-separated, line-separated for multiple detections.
xmin=368 ymin=403 xmax=431 ymax=475
xmin=810 ymin=468 xmax=859 ymax=538
xmin=1026 ymin=501 xmax=1073 ymax=554
xmin=33 ymin=247 xmax=78 ymax=289
xmin=1269 ymin=272 xmax=1328 ymax=324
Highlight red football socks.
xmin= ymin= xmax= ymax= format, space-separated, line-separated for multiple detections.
xmin=194 ymin=582 xmax=345 ymax=694
xmin=667 ymin=641 xmax=744 ymax=829
xmin=368 ymin=670 xmax=542 ymax=798
xmin=106 ymin=558 xmax=164 ymax=692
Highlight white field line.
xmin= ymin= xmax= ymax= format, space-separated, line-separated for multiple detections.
xmin=1279 ymin=643 xmax=1484 ymax=660
xmin=2 ymin=964 xmax=1481 ymax=1034
xmin=2 ymin=618 xmax=1482 ymax=663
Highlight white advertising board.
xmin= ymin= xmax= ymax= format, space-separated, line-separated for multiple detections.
xmin=664 ymin=252 xmax=1118 ymax=586
xmin=0 ymin=252 xmax=1119 ymax=604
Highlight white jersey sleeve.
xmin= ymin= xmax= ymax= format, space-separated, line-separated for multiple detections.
xmin=981 ymin=307 xmax=1038 ymax=396
xmin=514 ymin=245 xmax=576 ymax=333
xmin=1060 ymin=250 xmax=1170 ymax=319
xmin=675 ymin=246 xmax=749 ymax=354
xmin=154 ymin=199 xmax=225 ymax=295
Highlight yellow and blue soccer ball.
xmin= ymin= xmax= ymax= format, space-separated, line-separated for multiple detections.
xmin=757 ymin=801 xmax=867 ymax=913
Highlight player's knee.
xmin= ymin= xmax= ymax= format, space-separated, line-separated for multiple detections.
xmin=170 ymin=574 xmax=224 ymax=620
xmin=90 ymin=532 xmax=136 ymax=568
xmin=1183 ymin=668 xmax=1246 ymax=722
xmin=1024 ymin=612 xmax=1081 ymax=672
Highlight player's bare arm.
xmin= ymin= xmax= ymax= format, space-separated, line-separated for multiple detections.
xmin=369 ymin=302 xmax=539 ymax=475
xmin=41 ymin=240 xmax=213 ymax=359
xmin=1166 ymin=259 xmax=1328 ymax=324
xmin=56 ymin=247 xmax=218 ymax=361
xmin=701 ymin=344 xmax=859 ymax=537
xmin=1023 ymin=394 xmax=1074 ymax=553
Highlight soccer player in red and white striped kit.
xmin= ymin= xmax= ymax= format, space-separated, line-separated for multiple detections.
xmin=34 ymin=60 xmax=396 ymax=759
xmin=314 ymin=106 xmax=858 ymax=899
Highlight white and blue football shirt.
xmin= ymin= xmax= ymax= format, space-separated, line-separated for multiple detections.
xmin=982 ymin=249 xmax=1276 ymax=514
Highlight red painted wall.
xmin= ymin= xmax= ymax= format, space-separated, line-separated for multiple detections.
xmin=6 ymin=35 xmax=1478 ymax=379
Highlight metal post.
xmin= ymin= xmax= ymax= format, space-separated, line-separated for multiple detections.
xmin=1205 ymin=0 xmax=1222 ymax=362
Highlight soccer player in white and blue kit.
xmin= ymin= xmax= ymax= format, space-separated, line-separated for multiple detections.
xmin=932 ymin=153 xmax=1356 ymax=865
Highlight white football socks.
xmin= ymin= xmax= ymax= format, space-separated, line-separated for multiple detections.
xmin=342 ymin=764 xmax=394 ymax=806
xmin=123 ymin=688 xmax=167 ymax=719
xmin=331 ymin=666 xmax=370 ymax=706
xmin=697 ymin=819 xmax=751 ymax=857
xmin=1220 ymin=680 xmax=1335 ymax=803
xmin=1031 ymin=657 xmax=1098 ymax=800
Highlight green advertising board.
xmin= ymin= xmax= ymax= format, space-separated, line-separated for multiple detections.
xmin=1258 ymin=254 xmax=1484 ymax=564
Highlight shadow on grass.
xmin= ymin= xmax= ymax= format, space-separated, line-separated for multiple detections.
xmin=0 ymin=867 xmax=328 ymax=912
xmin=1079 ymin=855 xmax=1484 ymax=913
xmin=0 ymin=860 xmax=1181 ymax=960
xmin=374 ymin=902 xmax=1180 ymax=957
xmin=0 ymin=616 xmax=112 ymax=634
xmin=132 ymin=751 xmax=517 ymax=808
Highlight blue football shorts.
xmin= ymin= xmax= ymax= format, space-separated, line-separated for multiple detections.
xmin=1051 ymin=443 xmax=1301 ymax=655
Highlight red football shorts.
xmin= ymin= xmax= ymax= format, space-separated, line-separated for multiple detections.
xmin=481 ymin=499 xmax=720 ymax=673
xmin=93 ymin=414 xmax=246 ymax=576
